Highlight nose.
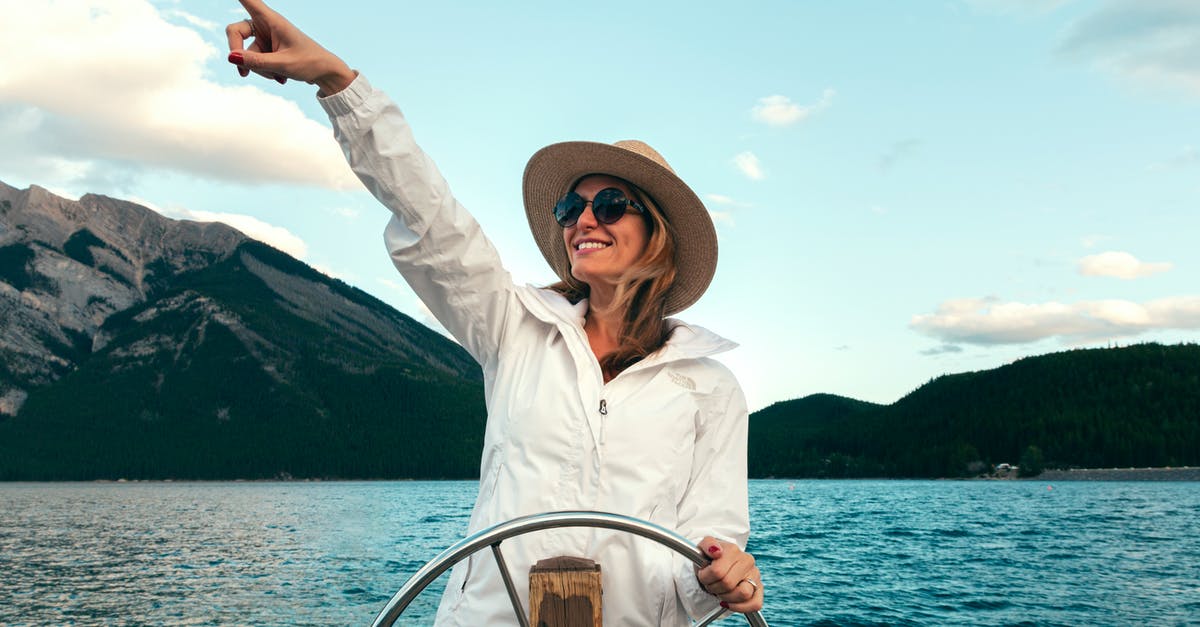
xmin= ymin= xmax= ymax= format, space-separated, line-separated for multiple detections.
xmin=574 ymin=201 xmax=599 ymax=229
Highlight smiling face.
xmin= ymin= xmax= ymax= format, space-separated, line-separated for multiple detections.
xmin=561 ymin=174 xmax=651 ymax=292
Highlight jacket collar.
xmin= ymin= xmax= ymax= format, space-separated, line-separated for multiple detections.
xmin=515 ymin=285 xmax=738 ymax=362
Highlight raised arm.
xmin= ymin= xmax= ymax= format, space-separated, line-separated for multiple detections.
xmin=225 ymin=1 xmax=520 ymax=367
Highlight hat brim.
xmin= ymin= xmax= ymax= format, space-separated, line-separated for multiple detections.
xmin=522 ymin=141 xmax=717 ymax=316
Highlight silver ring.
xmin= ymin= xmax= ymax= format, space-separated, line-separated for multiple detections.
xmin=740 ymin=578 xmax=758 ymax=593
xmin=244 ymin=18 xmax=255 ymax=38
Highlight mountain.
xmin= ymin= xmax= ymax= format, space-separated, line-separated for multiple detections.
xmin=0 ymin=182 xmax=484 ymax=480
xmin=750 ymin=343 xmax=1200 ymax=478
xmin=0 ymin=181 xmax=245 ymax=415
xmin=5 ymin=183 xmax=1198 ymax=481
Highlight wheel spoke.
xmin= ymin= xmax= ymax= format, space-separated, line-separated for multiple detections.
xmin=490 ymin=542 xmax=531 ymax=627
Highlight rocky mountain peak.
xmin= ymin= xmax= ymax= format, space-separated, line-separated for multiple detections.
xmin=0 ymin=179 xmax=479 ymax=428
xmin=0 ymin=180 xmax=250 ymax=416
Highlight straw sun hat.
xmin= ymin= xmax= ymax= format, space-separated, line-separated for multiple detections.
xmin=522 ymin=140 xmax=717 ymax=316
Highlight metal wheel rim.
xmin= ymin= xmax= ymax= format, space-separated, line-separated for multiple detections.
xmin=370 ymin=510 xmax=767 ymax=627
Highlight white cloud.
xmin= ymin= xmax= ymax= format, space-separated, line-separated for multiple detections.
xmin=707 ymin=210 xmax=734 ymax=226
xmin=43 ymin=183 xmax=84 ymax=202
xmin=1078 ymin=251 xmax=1172 ymax=279
xmin=920 ymin=343 xmax=965 ymax=356
xmin=705 ymin=193 xmax=751 ymax=208
xmin=750 ymin=90 xmax=835 ymax=127
xmin=1058 ymin=0 xmax=1200 ymax=96
xmin=0 ymin=0 xmax=359 ymax=190
xmin=167 ymin=9 xmax=218 ymax=31
xmin=733 ymin=151 xmax=765 ymax=180
xmin=1080 ymin=233 xmax=1111 ymax=248
xmin=310 ymin=263 xmax=355 ymax=282
xmin=331 ymin=206 xmax=361 ymax=219
xmin=377 ymin=277 xmax=409 ymax=294
xmin=189 ymin=210 xmax=309 ymax=259
xmin=910 ymin=295 xmax=1200 ymax=345
xmin=701 ymin=195 xmax=744 ymax=226
xmin=134 ymin=196 xmax=309 ymax=260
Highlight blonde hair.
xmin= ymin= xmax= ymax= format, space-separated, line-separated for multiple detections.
xmin=549 ymin=180 xmax=678 ymax=379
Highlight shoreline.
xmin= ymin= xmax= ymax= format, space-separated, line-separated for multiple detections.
xmin=3 ymin=467 xmax=1199 ymax=483
xmin=1033 ymin=467 xmax=1200 ymax=481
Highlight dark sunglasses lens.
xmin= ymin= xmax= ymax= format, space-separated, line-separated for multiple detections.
xmin=592 ymin=188 xmax=628 ymax=224
xmin=554 ymin=193 xmax=584 ymax=227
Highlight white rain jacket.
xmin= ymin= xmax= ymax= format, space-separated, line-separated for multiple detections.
xmin=320 ymin=75 xmax=750 ymax=626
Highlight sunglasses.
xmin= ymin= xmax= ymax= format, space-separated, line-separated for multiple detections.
xmin=554 ymin=187 xmax=646 ymax=228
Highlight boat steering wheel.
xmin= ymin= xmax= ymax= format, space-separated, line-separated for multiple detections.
xmin=370 ymin=511 xmax=769 ymax=626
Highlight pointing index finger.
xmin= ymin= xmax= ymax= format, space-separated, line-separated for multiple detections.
xmin=237 ymin=0 xmax=273 ymax=19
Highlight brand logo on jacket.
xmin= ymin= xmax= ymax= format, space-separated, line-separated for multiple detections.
xmin=668 ymin=370 xmax=696 ymax=391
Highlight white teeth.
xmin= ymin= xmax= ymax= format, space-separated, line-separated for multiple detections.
xmin=576 ymin=241 xmax=609 ymax=250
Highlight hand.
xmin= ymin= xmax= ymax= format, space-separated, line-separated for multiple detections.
xmin=695 ymin=537 xmax=763 ymax=613
xmin=225 ymin=0 xmax=356 ymax=96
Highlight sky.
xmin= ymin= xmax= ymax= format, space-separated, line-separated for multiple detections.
xmin=1 ymin=0 xmax=1198 ymax=411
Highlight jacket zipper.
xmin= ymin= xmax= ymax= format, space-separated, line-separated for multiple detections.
xmin=598 ymin=399 xmax=607 ymax=447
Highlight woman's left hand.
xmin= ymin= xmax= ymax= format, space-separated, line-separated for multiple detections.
xmin=225 ymin=0 xmax=355 ymax=96
xmin=695 ymin=537 xmax=764 ymax=613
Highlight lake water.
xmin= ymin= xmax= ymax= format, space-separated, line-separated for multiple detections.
xmin=1 ymin=480 xmax=1198 ymax=626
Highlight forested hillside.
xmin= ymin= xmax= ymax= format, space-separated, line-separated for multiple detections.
xmin=0 ymin=241 xmax=485 ymax=480
xmin=749 ymin=343 xmax=1200 ymax=478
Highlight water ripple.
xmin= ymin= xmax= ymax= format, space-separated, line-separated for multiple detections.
xmin=1 ymin=480 xmax=1198 ymax=625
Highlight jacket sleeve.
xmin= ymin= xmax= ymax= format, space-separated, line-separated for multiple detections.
xmin=673 ymin=369 xmax=752 ymax=620
xmin=320 ymin=74 xmax=517 ymax=367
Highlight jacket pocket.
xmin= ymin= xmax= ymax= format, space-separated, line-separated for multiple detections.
xmin=441 ymin=555 xmax=472 ymax=615
xmin=483 ymin=456 xmax=505 ymax=504
xmin=449 ymin=453 xmax=504 ymax=614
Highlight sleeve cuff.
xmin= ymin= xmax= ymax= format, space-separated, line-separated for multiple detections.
xmin=675 ymin=553 xmax=722 ymax=620
xmin=317 ymin=71 xmax=371 ymax=116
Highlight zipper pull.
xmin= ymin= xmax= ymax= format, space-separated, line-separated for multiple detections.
xmin=598 ymin=399 xmax=608 ymax=448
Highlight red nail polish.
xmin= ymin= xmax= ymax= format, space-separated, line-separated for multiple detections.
xmin=275 ymin=75 xmax=287 ymax=85
xmin=228 ymin=51 xmax=244 ymax=65
xmin=707 ymin=545 xmax=720 ymax=555
xmin=720 ymin=601 xmax=729 ymax=609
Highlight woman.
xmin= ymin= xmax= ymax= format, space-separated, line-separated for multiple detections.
xmin=225 ymin=1 xmax=764 ymax=623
